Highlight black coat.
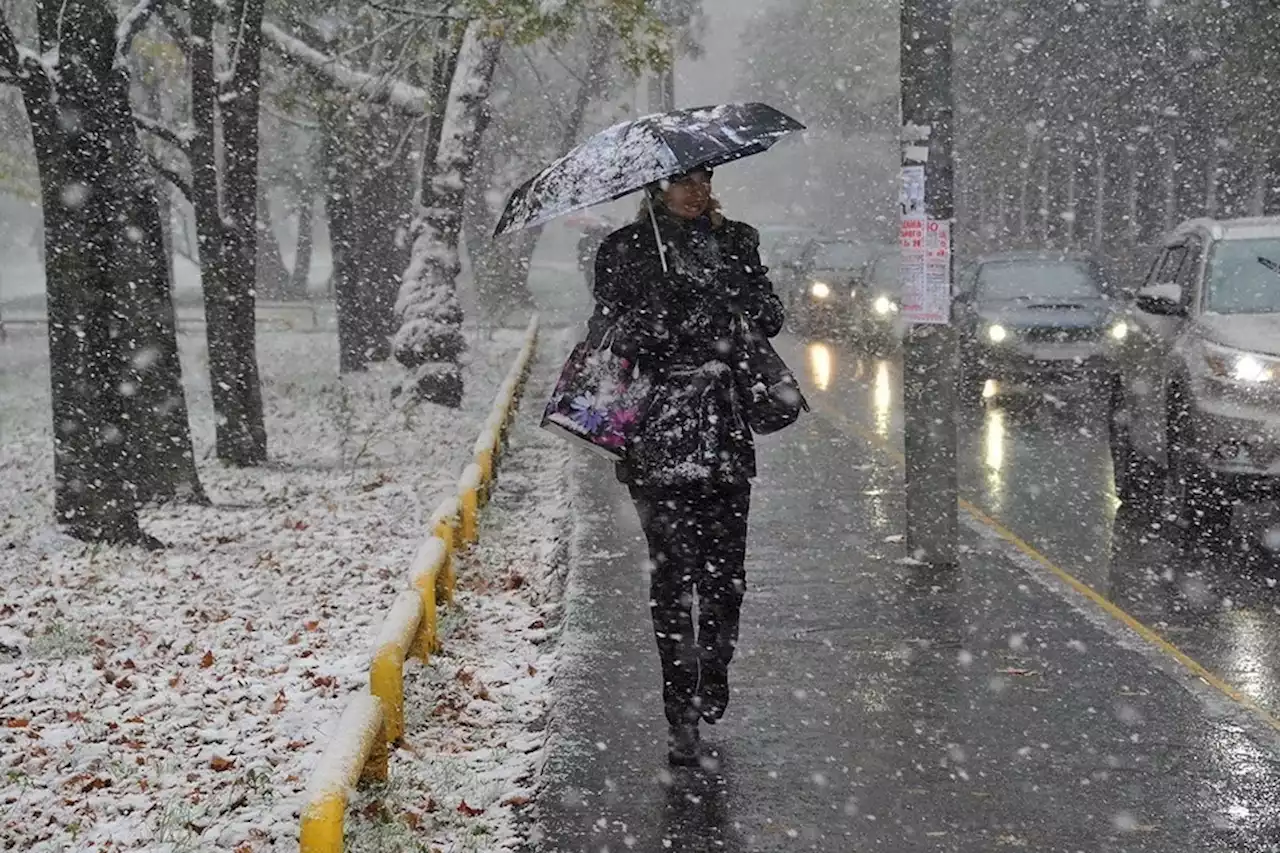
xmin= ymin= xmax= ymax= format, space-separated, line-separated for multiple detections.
xmin=589 ymin=209 xmax=784 ymax=492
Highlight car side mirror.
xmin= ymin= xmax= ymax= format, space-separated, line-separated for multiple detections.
xmin=1135 ymin=283 xmax=1185 ymax=316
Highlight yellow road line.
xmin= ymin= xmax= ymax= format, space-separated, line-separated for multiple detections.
xmin=811 ymin=395 xmax=1280 ymax=735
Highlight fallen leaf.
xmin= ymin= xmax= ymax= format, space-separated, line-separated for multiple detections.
xmin=303 ymin=620 xmax=320 ymax=632
xmin=66 ymin=711 xmax=86 ymax=723
xmin=286 ymin=632 xmax=301 ymax=645
xmin=209 ymin=756 xmax=235 ymax=772
xmin=502 ymin=571 xmax=525 ymax=591
xmin=286 ymin=740 xmax=308 ymax=751
xmin=312 ymin=675 xmax=335 ymax=689
xmin=456 ymin=668 xmax=474 ymax=687
xmin=403 ymin=811 xmax=421 ymax=830
xmin=200 ymin=650 xmax=215 ymax=669
xmin=115 ymin=676 xmax=133 ymax=691
xmin=270 ymin=690 xmax=287 ymax=714
xmin=423 ymin=795 xmax=438 ymax=813
xmin=124 ymin=716 xmax=144 ymax=724
xmin=527 ymin=664 xmax=538 ymax=677
xmin=501 ymin=794 xmax=531 ymax=808
xmin=4 ymin=718 xmax=29 ymax=728
xmin=361 ymin=800 xmax=385 ymax=820
xmin=528 ymin=619 xmax=545 ymax=630
xmin=456 ymin=800 xmax=485 ymax=817
xmin=80 ymin=777 xmax=112 ymax=793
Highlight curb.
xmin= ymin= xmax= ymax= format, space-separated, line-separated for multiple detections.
xmin=298 ymin=316 xmax=540 ymax=853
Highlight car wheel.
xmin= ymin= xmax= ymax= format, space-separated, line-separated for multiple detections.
xmin=1108 ymin=378 xmax=1157 ymax=510
xmin=1167 ymin=395 xmax=1233 ymax=544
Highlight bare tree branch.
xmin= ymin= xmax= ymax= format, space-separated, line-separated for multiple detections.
xmin=134 ymin=112 xmax=192 ymax=152
xmin=261 ymin=21 xmax=430 ymax=116
xmin=116 ymin=0 xmax=167 ymax=67
xmin=146 ymin=151 xmax=194 ymax=207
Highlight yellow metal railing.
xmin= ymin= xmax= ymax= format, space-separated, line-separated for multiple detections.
xmin=297 ymin=316 xmax=539 ymax=851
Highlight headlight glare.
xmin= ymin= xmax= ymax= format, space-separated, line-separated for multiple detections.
xmin=1201 ymin=341 xmax=1279 ymax=384
xmin=810 ymin=281 xmax=831 ymax=300
xmin=987 ymin=323 xmax=1009 ymax=344
xmin=873 ymin=295 xmax=896 ymax=315
xmin=1109 ymin=320 xmax=1129 ymax=341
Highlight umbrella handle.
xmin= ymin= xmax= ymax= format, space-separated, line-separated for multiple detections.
xmin=646 ymin=194 xmax=669 ymax=274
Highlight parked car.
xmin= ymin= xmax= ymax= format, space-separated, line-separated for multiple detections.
xmin=955 ymin=250 xmax=1123 ymax=400
xmin=786 ymin=238 xmax=889 ymax=338
xmin=1108 ymin=216 xmax=1280 ymax=541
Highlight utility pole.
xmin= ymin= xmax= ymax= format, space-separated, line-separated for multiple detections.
xmin=900 ymin=0 xmax=959 ymax=566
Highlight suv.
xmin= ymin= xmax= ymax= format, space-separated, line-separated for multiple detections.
xmin=1108 ymin=217 xmax=1280 ymax=540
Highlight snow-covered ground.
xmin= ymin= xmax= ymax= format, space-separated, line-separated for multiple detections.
xmin=0 ymin=320 xmax=556 ymax=851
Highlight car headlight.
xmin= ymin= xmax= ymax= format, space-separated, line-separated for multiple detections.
xmin=1109 ymin=320 xmax=1129 ymax=341
xmin=987 ymin=323 xmax=1009 ymax=344
xmin=810 ymin=281 xmax=831 ymax=300
xmin=1201 ymin=341 xmax=1280 ymax=384
xmin=873 ymin=295 xmax=898 ymax=315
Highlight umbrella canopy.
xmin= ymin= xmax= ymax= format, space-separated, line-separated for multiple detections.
xmin=492 ymin=102 xmax=805 ymax=237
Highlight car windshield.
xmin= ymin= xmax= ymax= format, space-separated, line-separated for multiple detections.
xmin=1206 ymin=238 xmax=1280 ymax=314
xmin=976 ymin=260 xmax=1102 ymax=301
xmin=809 ymin=242 xmax=872 ymax=270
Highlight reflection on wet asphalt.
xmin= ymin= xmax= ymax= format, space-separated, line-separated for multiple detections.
xmin=536 ymin=333 xmax=1280 ymax=852
xmin=781 ymin=334 xmax=1280 ymax=720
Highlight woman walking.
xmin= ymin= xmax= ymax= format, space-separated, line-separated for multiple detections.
xmin=589 ymin=168 xmax=784 ymax=765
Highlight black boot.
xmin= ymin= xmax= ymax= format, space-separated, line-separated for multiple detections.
xmin=698 ymin=666 xmax=729 ymax=724
xmin=667 ymin=720 xmax=701 ymax=766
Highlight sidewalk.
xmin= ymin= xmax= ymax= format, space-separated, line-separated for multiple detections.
xmin=534 ymin=403 xmax=1280 ymax=852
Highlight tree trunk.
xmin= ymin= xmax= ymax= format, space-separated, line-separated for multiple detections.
xmin=191 ymin=0 xmax=268 ymax=465
xmin=393 ymin=22 xmax=503 ymax=407
xmin=256 ymin=188 xmax=291 ymax=300
xmin=287 ymin=191 xmax=314 ymax=299
xmin=4 ymin=1 xmax=154 ymax=543
xmin=321 ymin=99 xmax=375 ymax=372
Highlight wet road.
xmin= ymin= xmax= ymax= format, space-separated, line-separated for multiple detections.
xmin=534 ymin=331 xmax=1280 ymax=852
xmin=780 ymin=334 xmax=1280 ymax=722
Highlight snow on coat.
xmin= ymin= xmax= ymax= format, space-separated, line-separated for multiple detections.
xmin=589 ymin=207 xmax=784 ymax=491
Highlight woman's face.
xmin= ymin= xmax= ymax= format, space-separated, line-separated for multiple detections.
xmin=663 ymin=171 xmax=713 ymax=219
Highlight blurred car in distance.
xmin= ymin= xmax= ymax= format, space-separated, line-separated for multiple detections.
xmin=1108 ymin=216 xmax=1280 ymax=542
xmin=956 ymin=250 xmax=1122 ymax=401
xmin=785 ymin=238 xmax=891 ymax=340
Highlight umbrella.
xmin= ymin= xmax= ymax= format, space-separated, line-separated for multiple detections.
xmin=492 ymin=102 xmax=805 ymax=240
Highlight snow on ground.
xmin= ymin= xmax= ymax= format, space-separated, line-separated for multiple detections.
xmin=0 ymin=319 xmax=531 ymax=851
xmin=342 ymin=351 xmax=572 ymax=853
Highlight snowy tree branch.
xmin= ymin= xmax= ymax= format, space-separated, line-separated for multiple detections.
xmin=116 ymin=0 xmax=167 ymax=67
xmin=146 ymin=151 xmax=194 ymax=205
xmin=261 ymin=21 xmax=430 ymax=115
xmin=134 ymin=112 xmax=192 ymax=152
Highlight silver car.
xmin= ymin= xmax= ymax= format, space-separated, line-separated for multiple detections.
xmin=1109 ymin=216 xmax=1280 ymax=541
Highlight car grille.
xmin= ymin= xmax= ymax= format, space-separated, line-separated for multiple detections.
xmin=1019 ymin=326 xmax=1099 ymax=343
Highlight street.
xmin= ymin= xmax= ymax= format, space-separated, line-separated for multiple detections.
xmin=781 ymin=334 xmax=1280 ymax=717
xmin=534 ymin=328 xmax=1280 ymax=852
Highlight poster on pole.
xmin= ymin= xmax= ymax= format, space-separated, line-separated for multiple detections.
xmin=899 ymin=166 xmax=950 ymax=325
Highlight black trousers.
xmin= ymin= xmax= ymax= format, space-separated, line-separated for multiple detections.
xmin=631 ymin=486 xmax=751 ymax=725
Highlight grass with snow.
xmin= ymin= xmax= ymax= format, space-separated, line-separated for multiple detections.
xmin=0 ymin=319 xmax=535 ymax=851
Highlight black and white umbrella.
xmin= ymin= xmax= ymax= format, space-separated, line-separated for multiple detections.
xmin=492 ymin=102 xmax=805 ymax=243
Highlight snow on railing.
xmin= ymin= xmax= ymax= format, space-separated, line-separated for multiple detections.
xmin=298 ymin=694 xmax=389 ymax=853
xmin=297 ymin=315 xmax=539 ymax=852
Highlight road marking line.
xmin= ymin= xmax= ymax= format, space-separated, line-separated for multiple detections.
xmin=810 ymin=395 xmax=1280 ymax=734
